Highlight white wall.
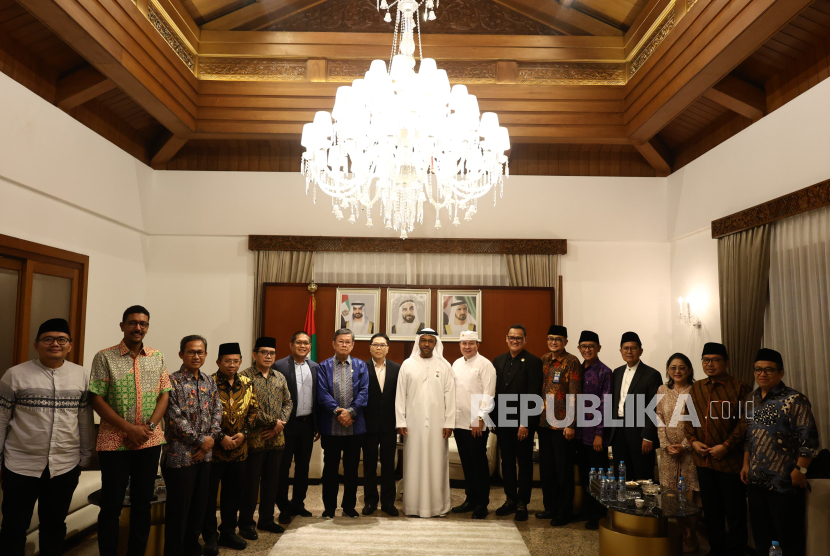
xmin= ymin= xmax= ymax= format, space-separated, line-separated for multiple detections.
xmin=563 ymin=240 xmax=672 ymax=372
xmin=0 ymin=73 xmax=150 ymax=364
xmin=667 ymin=73 xmax=830 ymax=363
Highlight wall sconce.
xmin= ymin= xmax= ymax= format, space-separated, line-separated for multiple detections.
xmin=677 ymin=296 xmax=701 ymax=328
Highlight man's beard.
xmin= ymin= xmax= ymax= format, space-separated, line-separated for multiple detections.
xmin=353 ymin=312 xmax=363 ymax=320
xmin=403 ymin=314 xmax=415 ymax=323
xmin=456 ymin=313 xmax=467 ymax=321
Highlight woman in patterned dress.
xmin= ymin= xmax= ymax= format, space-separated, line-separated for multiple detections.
xmin=656 ymin=353 xmax=701 ymax=553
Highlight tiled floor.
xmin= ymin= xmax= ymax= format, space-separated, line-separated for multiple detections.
xmin=64 ymin=484 xmax=708 ymax=556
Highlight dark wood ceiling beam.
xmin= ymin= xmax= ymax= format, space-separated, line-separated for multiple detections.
xmin=201 ymin=0 xmax=326 ymax=31
xmin=635 ymin=136 xmax=673 ymax=177
xmin=492 ymin=0 xmax=623 ymax=36
xmin=55 ymin=64 xmax=117 ymax=110
xmin=702 ymin=74 xmax=766 ymax=121
xmin=17 ymin=0 xmax=196 ymax=136
xmin=624 ymin=0 xmax=814 ymax=144
xmin=149 ymin=130 xmax=188 ymax=168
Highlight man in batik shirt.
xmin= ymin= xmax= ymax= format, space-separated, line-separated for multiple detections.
xmin=203 ymin=342 xmax=258 ymax=556
xmin=238 ymin=337 xmax=292 ymax=538
xmin=162 ymin=335 xmax=222 ymax=556
xmin=537 ymin=325 xmax=582 ymax=527
xmin=741 ymin=348 xmax=820 ymax=556
xmin=89 ymin=305 xmax=171 ymax=556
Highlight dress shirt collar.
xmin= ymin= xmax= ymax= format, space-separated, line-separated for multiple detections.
xmin=754 ymin=381 xmax=787 ymax=401
xmin=705 ymin=372 xmax=734 ymax=386
xmin=626 ymin=361 xmax=640 ymax=372
xmin=508 ymin=349 xmax=527 ymax=362
xmin=293 ymin=357 xmax=307 ymax=366
xmin=372 ymin=358 xmax=386 ymax=368
xmin=549 ymin=350 xmax=570 ymax=363
xmin=34 ymin=358 xmax=65 ymax=371
xmin=253 ymin=365 xmax=274 ymax=377
xmin=463 ymin=353 xmax=480 ymax=364
xmin=118 ymin=339 xmax=149 ymax=357
xmin=334 ymin=355 xmax=352 ymax=366
xmin=583 ymin=358 xmax=604 ymax=372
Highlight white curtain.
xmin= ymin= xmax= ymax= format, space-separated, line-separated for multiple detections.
xmin=764 ymin=204 xmax=830 ymax=448
xmin=315 ymin=252 xmax=509 ymax=286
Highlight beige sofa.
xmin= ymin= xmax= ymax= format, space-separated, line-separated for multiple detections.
xmin=0 ymin=470 xmax=101 ymax=556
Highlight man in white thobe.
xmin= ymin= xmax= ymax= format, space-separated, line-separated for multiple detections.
xmin=450 ymin=330 xmax=496 ymax=519
xmin=395 ymin=328 xmax=456 ymax=517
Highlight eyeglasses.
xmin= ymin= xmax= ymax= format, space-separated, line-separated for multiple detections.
xmin=185 ymin=350 xmax=206 ymax=357
xmin=257 ymin=350 xmax=276 ymax=357
xmin=507 ymin=336 xmax=525 ymax=342
xmin=38 ymin=336 xmax=71 ymax=346
xmin=754 ymin=367 xmax=779 ymax=375
xmin=547 ymin=337 xmax=566 ymax=343
xmin=222 ymin=359 xmax=242 ymax=365
xmin=125 ymin=320 xmax=149 ymax=329
xmin=370 ymin=343 xmax=389 ymax=348
xmin=621 ymin=346 xmax=640 ymax=352
xmin=701 ymin=357 xmax=724 ymax=365
xmin=578 ymin=344 xmax=598 ymax=350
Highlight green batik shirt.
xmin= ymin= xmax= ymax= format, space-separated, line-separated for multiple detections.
xmin=89 ymin=340 xmax=172 ymax=451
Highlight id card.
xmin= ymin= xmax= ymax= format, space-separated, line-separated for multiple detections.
xmin=553 ymin=371 xmax=561 ymax=383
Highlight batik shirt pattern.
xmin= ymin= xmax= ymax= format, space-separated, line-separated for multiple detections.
xmin=90 ymin=341 xmax=171 ymax=451
xmin=162 ymin=368 xmax=222 ymax=468
xmin=744 ymin=382 xmax=819 ymax=493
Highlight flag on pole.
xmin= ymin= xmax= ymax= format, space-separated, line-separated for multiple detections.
xmin=304 ymin=293 xmax=317 ymax=361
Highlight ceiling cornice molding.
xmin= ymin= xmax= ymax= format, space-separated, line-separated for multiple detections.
xmin=248 ymin=235 xmax=568 ymax=255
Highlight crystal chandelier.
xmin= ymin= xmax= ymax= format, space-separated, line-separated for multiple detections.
xmin=299 ymin=0 xmax=510 ymax=239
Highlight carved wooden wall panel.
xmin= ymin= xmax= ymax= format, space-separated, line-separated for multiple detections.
xmin=249 ymin=235 xmax=568 ymax=255
xmin=199 ymin=58 xmax=307 ymax=81
xmin=711 ymin=179 xmax=830 ymax=239
xmin=261 ymin=0 xmax=562 ymax=35
xmin=517 ymin=62 xmax=625 ymax=85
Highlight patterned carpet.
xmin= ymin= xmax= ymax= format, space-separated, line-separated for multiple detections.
xmin=270 ymin=517 xmax=530 ymax=556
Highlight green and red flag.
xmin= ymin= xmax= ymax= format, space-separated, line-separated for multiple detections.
xmin=304 ymin=293 xmax=317 ymax=361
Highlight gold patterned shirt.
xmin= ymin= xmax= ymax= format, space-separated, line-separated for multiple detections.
xmin=213 ymin=372 xmax=259 ymax=462
xmin=89 ymin=341 xmax=171 ymax=451
xmin=238 ymin=366 xmax=292 ymax=452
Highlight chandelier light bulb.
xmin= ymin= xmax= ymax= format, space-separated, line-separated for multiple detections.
xmin=384 ymin=11 xmax=391 ymax=22
xmin=299 ymin=0 xmax=509 ymax=238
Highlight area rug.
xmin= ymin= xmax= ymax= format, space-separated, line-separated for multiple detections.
xmin=268 ymin=516 xmax=531 ymax=556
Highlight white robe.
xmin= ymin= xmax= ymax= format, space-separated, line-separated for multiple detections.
xmin=395 ymin=354 xmax=456 ymax=517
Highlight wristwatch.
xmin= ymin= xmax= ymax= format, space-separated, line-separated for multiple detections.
xmin=798 ymin=466 xmax=808 ymax=475
xmin=147 ymin=421 xmax=157 ymax=432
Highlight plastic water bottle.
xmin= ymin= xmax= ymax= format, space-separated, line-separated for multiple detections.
xmin=619 ymin=461 xmax=627 ymax=483
xmin=678 ymin=476 xmax=686 ymax=495
xmin=590 ymin=468 xmax=597 ymax=484
xmin=619 ymin=473 xmax=627 ymax=500
xmin=769 ymin=541 xmax=782 ymax=556
xmin=600 ymin=476 xmax=608 ymax=501
xmin=608 ymin=476 xmax=617 ymax=501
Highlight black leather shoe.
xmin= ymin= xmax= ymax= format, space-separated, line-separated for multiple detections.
xmin=452 ymin=500 xmax=474 ymax=513
xmin=203 ymin=536 xmax=219 ymax=556
xmin=362 ymin=504 xmax=377 ymax=515
xmin=471 ymin=506 xmax=489 ymax=520
xmin=584 ymin=519 xmax=599 ymax=530
xmin=381 ymin=505 xmax=400 ymax=516
xmin=343 ymin=508 xmax=359 ymax=518
xmin=535 ymin=511 xmax=554 ymax=519
xmin=495 ymin=500 xmax=517 ymax=516
xmin=257 ymin=520 xmax=285 ymax=534
xmin=238 ymin=525 xmax=258 ymax=541
xmin=550 ymin=517 xmax=569 ymax=527
xmin=293 ymin=507 xmax=312 ymax=518
xmin=514 ymin=501 xmax=528 ymax=522
xmin=321 ymin=510 xmax=335 ymax=518
xmin=218 ymin=533 xmax=248 ymax=550
xmin=278 ymin=512 xmax=293 ymax=525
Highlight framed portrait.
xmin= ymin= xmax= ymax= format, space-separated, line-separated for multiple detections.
xmin=437 ymin=290 xmax=482 ymax=342
xmin=386 ymin=288 xmax=431 ymax=341
xmin=336 ymin=288 xmax=381 ymax=341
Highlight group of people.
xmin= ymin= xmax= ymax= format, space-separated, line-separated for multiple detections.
xmin=0 ymin=307 xmax=821 ymax=556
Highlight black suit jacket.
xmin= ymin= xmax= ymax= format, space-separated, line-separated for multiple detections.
xmin=491 ymin=349 xmax=543 ymax=430
xmin=363 ymin=358 xmax=401 ymax=434
xmin=608 ymin=361 xmax=663 ymax=446
xmin=273 ymin=355 xmax=319 ymax=434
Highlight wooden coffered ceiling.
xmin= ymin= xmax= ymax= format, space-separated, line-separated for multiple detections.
xmin=1 ymin=0 xmax=830 ymax=176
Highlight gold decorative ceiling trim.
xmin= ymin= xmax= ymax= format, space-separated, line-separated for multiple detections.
xmin=327 ymin=59 xmax=371 ymax=82
xmin=687 ymin=0 xmax=698 ymax=9
xmin=518 ymin=62 xmax=625 ymax=85
xmin=328 ymin=60 xmax=497 ymax=84
xmin=199 ymin=58 xmax=307 ymax=81
xmin=148 ymin=2 xmax=196 ymax=73
xmin=629 ymin=5 xmax=676 ymax=78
